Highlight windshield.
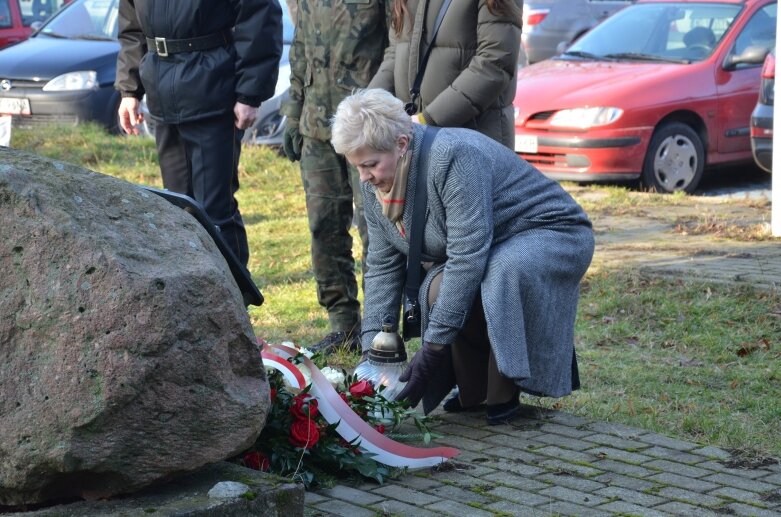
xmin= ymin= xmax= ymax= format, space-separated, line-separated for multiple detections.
xmin=37 ymin=0 xmax=294 ymax=43
xmin=39 ymin=0 xmax=117 ymax=39
xmin=563 ymin=2 xmax=742 ymax=63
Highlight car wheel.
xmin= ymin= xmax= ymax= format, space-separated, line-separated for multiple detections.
xmin=641 ymin=122 xmax=704 ymax=194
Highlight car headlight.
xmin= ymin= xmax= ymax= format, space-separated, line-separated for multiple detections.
xmin=549 ymin=107 xmax=623 ymax=129
xmin=42 ymin=71 xmax=98 ymax=92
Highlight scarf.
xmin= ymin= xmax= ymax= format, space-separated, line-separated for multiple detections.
xmin=375 ymin=144 xmax=413 ymax=237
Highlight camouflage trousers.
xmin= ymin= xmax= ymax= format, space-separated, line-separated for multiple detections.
xmin=300 ymin=136 xmax=368 ymax=332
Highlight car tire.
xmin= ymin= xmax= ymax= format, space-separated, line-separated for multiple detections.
xmin=641 ymin=122 xmax=705 ymax=194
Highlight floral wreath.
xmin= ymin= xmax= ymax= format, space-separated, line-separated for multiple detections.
xmin=239 ymin=341 xmax=459 ymax=488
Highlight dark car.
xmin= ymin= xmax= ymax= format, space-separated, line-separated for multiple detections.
xmin=750 ymin=49 xmax=774 ymax=172
xmin=0 ymin=0 xmax=292 ymax=140
xmin=0 ymin=0 xmax=122 ymax=131
xmin=0 ymin=0 xmax=68 ymax=49
xmin=521 ymin=0 xmax=634 ymax=65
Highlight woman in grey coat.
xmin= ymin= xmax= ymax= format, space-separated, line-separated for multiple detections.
xmin=331 ymin=89 xmax=594 ymax=424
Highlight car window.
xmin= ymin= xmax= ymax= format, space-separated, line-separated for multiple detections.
xmin=38 ymin=0 xmax=116 ymax=39
xmin=0 ymin=0 xmax=12 ymax=29
xmin=567 ymin=2 xmax=741 ymax=62
xmin=19 ymin=0 xmax=67 ymax=26
xmin=732 ymin=3 xmax=777 ymax=58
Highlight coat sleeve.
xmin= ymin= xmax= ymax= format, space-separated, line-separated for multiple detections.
xmin=360 ymin=187 xmax=407 ymax=351
xmin=280 ymin=0 xmax=305 ymax=121
xmin=423 ymin=0 xmax=520 ymax=126
xmin=423 ymin=140 xmax=494 ymax=346
xmin=367 ymin=0 xmax=398 ymax=94
xmin=231 ymin=0 xmax=283 ymax=107
xmin=115 ymin=0 xmax=146 ymax=98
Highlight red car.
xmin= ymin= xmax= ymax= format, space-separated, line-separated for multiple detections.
xmin=0 ymin=0 xmax=68 ymax=49
xmin=514 ymin=0 xmax=776 ymax=193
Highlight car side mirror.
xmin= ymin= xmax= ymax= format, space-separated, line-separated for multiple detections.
xmin=30 ymin=21 xmax=43 ymax=31
xmin=556 ymin=41 xmax=569 ymax=54
xmin=723 ymin=45 xmax=770 ymax=70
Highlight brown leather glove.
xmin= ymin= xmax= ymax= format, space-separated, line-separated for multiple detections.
xmin=396 ymin=343 xmax=449 ymax=407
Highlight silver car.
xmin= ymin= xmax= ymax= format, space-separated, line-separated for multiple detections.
xmin=521 ymin=0 xmax=634 ymax=65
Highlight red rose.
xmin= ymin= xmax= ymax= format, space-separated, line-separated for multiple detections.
xmin=289 ymin=419 xmax=320 ymax=449
xmin=349 ymin=380 xmax=374 ymax=398
xmin=375 ymin=424 xmax=385 ymax=434
xmin=269 ymin=388 xmax=277 ymax=403
xmin=290 ymin=393 xmax=318 ymax=421
xmin=339 ymin=392 xmax=350 ymax=405
xmin=243 ymin=451 xmax=270 ymax=471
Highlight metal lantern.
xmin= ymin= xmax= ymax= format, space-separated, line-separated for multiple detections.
xmin=354 ymin=316 xmax=408 ymax=401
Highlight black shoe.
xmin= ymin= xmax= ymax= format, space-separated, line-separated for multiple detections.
xmin=442 ymin=391 xmax=485 ymax=413
xmin=486 ymin=392 xmax=522 ymax=426
xmin=310 ymin=330 xmax=361 ymax=355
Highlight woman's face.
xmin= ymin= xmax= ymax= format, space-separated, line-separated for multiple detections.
xmin=347 ymin=135 xmax=409 ymax=193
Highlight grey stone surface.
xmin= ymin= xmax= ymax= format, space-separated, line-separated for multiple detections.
xmin=314 ymin=500 xmax=376 ymax=517
xmin=317 ymin=485 xmax=384 ymax=506
xmin=539 ymin=486 xmax=608 ymax=506
xmin=653 ymin=501 xmax=720 ymax=516
xmin=710 ymin=486 xmax=770 ymax=504
xmin=371 ymin=484 xmax=440 ymax=506
xmin=207 ymin=481 xmax=251 ymax=499
xmin=5 ymin=462 xmax=302 ymax=516
xmin=726 ymin=502 xmax=781 ymax=517
xmin=703 ymin=473 xmax=778 ymax=492
xmin=0 ymin=149 xmax=267 ymax=505
xmin=648 ymin=472 xmax=720 ymax=492
xmin=486 ymin=486 xmax=550 ymax=506
xmin=371 ymin=499 xmax=440 ymax=517
xmin=597 ymin=500 xmax=669 ymax=517
xmin=594 ymin=485 xmax=666 ymax=507
xmin=424 ymin=499 xmax=495 ymax=517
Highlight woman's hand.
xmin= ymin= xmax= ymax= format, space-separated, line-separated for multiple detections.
xmin=396 ymin=343 xmax=448 ymax=407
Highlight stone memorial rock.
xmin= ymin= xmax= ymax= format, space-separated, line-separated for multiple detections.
xmin=0 ymin=148 xmax=269 ymax=506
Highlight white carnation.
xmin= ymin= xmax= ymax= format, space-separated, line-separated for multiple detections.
xmin=321 ymin=366 xmax=346 ymax=389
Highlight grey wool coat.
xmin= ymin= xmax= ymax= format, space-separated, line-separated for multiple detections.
xmin=360 ymin=125 xmax=594 ymax=398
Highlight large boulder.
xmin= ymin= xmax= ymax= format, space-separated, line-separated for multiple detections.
xmin=0 ymin=148 xmax=269 ymax=506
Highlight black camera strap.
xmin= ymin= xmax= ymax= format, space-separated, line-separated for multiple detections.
xmin=404 ymin=126 xmax=440 ymax=324
xmin=404 ymin=0 xmax=453 ymax=116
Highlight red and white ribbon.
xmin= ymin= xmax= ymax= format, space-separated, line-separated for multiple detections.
xmin=260 ymin=342 xmax=459 ymax=468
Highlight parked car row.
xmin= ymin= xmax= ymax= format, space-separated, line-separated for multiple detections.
xmin=514 ymin=0 xmax=776 ymax=192
xmin=0 ymin=0 xmax=294 ymax=145
xmin=0 ymin=0 xmax=69 ymax=49
xmin=521 ymin=0 xmax=634 ymax=65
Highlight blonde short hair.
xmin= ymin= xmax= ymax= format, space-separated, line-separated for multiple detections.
xmin=331 ymin=89 xmax=413 ymax=155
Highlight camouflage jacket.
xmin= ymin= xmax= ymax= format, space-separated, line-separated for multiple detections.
xmin=281 ymin=0 xmax=390 ymax=141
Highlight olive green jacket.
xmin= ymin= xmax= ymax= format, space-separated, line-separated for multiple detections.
xmin=369 ymin=0 xmax=521 ymax=148
xmin=281 ymin=0 xmax=390 ymax=141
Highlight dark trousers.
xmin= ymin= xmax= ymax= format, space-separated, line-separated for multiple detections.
xmin=155 ymin=112 xmax=249 ymax=266
xmin=300 ymin=137 xmax=368 ymax=332
xmin=428 ymin=272 xmax=518 ymax=407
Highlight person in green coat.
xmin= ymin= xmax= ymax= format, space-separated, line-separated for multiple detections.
xmin=369 ymin=0 xmax=521 ymax=149
xmin=281 ymin=0 xmax=390 ymax=353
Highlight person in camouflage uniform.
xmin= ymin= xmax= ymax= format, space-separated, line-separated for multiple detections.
xmin=281 ymin=0 xmax=389 ymax=353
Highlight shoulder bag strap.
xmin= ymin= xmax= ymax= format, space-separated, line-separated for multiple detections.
xmin=404 ymin=0 xmax=453 ymax=116
xmin=405 ymin=126 xmax=440 ymax=308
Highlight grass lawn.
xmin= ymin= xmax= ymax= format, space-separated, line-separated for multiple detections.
xmin=11 ymin=124 xmax=781 ymax=459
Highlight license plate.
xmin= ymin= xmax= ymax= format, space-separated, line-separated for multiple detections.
xmin=0 ymin=98 xmax=31 ymax=116
xmin=515 ymin=134 xmax=538 ymax=154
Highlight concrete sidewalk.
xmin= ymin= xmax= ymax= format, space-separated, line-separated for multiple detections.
xmin=307 ymin=194 xmax=780 ymax=517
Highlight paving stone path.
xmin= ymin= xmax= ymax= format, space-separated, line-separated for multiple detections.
xmin=306 ymin=407 xmax=781 ymax=516
xmin=306 ymin=195 xmax=780 ymax=517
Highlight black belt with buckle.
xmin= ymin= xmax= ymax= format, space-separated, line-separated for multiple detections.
xmin=145 ymin=30 xmax=231 ymax=57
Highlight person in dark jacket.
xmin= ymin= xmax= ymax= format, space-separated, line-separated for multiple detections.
xmin=332 ymin=89 xmax=593 ymax=424
xmin=369 ymin=0 xmax=521 ymax=149
xmin=115 ymin=0 xmax=283 ymax=266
